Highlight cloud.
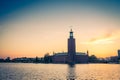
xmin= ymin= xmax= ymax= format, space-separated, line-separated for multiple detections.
xmin=82 ymin=30 xmax=120 ymax=44
xmin=89 ymin=33 xmax=112 ymax=42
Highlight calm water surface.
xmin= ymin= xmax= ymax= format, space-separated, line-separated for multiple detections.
xmin=0 ymin=63 xmax=120 ymax=80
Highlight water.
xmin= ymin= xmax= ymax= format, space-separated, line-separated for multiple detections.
xmin=0 ymin=63 xmax=120 ymax=80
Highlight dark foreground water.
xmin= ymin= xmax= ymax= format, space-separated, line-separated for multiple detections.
xmin=0 ymin=63 xmax=120 ymax=80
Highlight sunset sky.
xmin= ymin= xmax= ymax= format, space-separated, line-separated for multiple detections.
xmin=0 ymin=0 xmax=120 ymax=59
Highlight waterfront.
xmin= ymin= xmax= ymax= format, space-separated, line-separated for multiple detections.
xmin=0 ymin=63 xmax=120 ymax=80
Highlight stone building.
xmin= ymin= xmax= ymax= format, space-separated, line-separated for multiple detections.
xmin=52 ymin=29 xmax=88 ymax=64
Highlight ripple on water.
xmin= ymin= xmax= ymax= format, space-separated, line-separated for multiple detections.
xmin=0 ymin=63 xmax=120 ymax=80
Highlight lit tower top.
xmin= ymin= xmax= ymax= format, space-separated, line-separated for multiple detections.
xmin=70 ymin=29 xmax=74 ymax=38
xmin=68 ymin=28 xmax=76 ymax=64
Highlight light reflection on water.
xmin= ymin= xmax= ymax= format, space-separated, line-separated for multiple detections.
xmin=67 ymin=64 xmax=76 ymax=80
xmin=0 ymin=63 xmax=120 ymax=80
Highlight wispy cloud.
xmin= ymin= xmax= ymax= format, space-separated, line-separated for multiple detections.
xmin=90 ymin=33 xmax=112 ymax=42
xmin=82 ymin=30 xmax=120 ymax=44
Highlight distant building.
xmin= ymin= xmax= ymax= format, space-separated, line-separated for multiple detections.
xmin=118 ymin=50 xmax=120 ymax=59
xmin=109 ymin=56 xmax=118 ymax=63
xmin=52 ymin=29 xmax=88 ymax=64
xmin=12 ymin=57 xmax=35 ymax=63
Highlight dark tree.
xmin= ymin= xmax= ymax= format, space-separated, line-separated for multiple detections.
xmin=35 ymin=56 xmax=39 ymax=63
xmin=44 ymin=53 xmax=52 ymax=63
xmin=89 ymin=55 xmax=98 ymax=63
xmin=5 ymin=57 xmax=11 ymax=62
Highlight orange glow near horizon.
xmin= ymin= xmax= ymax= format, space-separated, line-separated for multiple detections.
xmin=0 ymin=1 xmax=120 ymax=59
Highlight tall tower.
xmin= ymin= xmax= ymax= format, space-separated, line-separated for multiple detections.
xmin=68 ymin=29 xmax=76 ymax=64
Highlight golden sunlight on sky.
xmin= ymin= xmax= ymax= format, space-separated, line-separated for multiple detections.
xmin=0 ymin=0 xmax=120 ymax=59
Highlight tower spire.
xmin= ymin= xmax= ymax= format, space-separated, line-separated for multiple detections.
xmin=70 ymin=28 xmax=73 ymax=32
xmin=87 ymin=50 xmax=89 ymax=56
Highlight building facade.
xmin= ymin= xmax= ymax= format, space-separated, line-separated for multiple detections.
xmin=118 ymin=50 xmax=120 ymax=59
xmin=52 ymin=29 xmax=88 ymax=63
